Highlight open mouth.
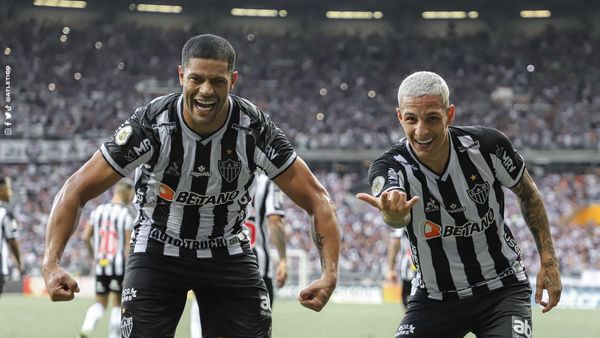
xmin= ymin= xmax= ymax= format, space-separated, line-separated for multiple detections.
xmin=194 ymin=99 xmax=216 ymax=111
xmin=415 ymin=138 xmax=433 ymax=146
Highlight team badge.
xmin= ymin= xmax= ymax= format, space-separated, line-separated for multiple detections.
xmin=467 ymin=182 xmax=490 ymax=205
xmin=120 ymin=313 xmax=133 ymax=338
xmin=115 ymin=125 xmax=133 ymax=145
xmin=371 ymin=176 xmax=385 ymax=196
xmin=218 ymin=159 xmax=241 ymax=183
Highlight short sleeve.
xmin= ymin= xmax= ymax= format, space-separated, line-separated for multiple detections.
xmin=254 ymin=112 xmax=296 ymax=179
xmin=367 ymin=156 xmax=405 ymax=198
xmin=100 ymin=111 xmax=156 ymax=177
xmin=487 ymin=128 xmax=526 ymax=188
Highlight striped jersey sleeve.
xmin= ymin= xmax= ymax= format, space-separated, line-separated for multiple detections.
xmin=251 ymin=108 xmax=297 ymax=179
xmin=480 ymin=128 xmax=526 ymax=188
xmin=367 ymin=145 xmax=406 ymax=197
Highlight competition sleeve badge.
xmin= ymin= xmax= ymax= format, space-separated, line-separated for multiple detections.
xmin=115 ymin=125 xmax=133 ymax=145
xmin=371 ymin=176 xmax=385 ymax=196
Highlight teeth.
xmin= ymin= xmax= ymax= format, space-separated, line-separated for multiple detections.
xmin=416 ymin=138 xmax=433 ymax=144
xmin=196 ymin=100 xmax=215 ymax=105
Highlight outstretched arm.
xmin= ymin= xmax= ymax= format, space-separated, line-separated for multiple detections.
xmin=511 ymin=169 xmax=562 ymax=313
xmin=43 ymin=151 xmax=122 ymax=301
xmin=273 ymin=157 xmax=340 ymax=312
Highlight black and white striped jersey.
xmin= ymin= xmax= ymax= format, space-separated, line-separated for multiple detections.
xmin=247 ymin=173 xmax=286 ymax=279
xmin=100 ymin=94 xmax=296 ymax=259
xmin=89 ymin=203 xmax=133 ymax=276
xmin=391 ymin=229 xmax=416 ymax=282
xmin=0 ymin=204 xmax=18 ymax=276
xmin=368 ymin=126 xmax=528 ymax=301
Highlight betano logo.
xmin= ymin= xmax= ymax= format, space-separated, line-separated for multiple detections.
xmin=421 ymin=209 xmax=495 ymax=240
xmin=424 ymin=220 xmax=442 ymax=239
xmin=158 ymin=183 xmax=239 ymax=206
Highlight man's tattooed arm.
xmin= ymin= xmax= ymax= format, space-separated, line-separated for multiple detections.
xmin=510 ymin=169 xmax=562 ymax=312
xmin=510 ymin=170 xmax=556 ymax=261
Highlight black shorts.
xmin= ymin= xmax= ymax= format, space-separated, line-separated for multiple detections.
xmin=120 ymin=244 xmax=271 ymax=338
xmin=0 ymin=275 xmax=5 ymax=295
xmin=263 ymin=277 xmax=273 ymax=307
xmin=395 ymin=283 xmax=532 ymax=338
xmin=96 ymin=274 xmax=124 ymax=295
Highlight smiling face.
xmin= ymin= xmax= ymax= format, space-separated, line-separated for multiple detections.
xmin=178 ymin=58 xmax=238 ymax=135
xmin=397 ymin=95 xmax=455 ymax=172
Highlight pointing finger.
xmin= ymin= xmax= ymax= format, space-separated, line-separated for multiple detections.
xmin=356 ymin=193 xmax=380 ymax=209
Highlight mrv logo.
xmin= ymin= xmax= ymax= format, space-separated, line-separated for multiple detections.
xmin=495 ymin=145 xmax=517 ymax=173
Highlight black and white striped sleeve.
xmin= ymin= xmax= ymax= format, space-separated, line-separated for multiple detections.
xmin=254 ymin=112 xmax=297 ymax=179
xmin=367 ymin=156 xmax=404 ymax=198
xmin=100 ymin=111 xmax=156 ymax=177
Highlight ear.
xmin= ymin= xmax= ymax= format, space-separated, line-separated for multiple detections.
xmin=396 ymin=107 xmax=403 ymax=125
xmin=447 ymin=104 xmax=456 ymax=125
xmin=230 ymin=71 xmax=239 ymax=90
xmin=178 ymin=65 xmax=185 ymax=86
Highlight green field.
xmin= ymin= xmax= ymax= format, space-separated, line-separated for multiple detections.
xmin=0 ymin=294 xmax=598 ymax=337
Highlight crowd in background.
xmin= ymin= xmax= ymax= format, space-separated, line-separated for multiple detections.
xmin=1 ymin=163 xmax=599 ymax=284
xmin=2 ymin=20 xmax=600 ymax=150
xmin=1 ymin=19 xmax=600 ymax=285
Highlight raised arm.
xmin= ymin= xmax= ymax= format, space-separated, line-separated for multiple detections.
xmin=510 ymin=169 xmax=562 ymax=313
xmin=43 ymin=151 xmax=123 ymax=301
xmin=273 ymin=157 xmax=340 ymax=312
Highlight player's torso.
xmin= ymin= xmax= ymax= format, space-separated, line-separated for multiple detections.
xmin=132 ymin=95 xmax=262 ymax=245
xmin=383 ymin=127 xmax=526 ymax=299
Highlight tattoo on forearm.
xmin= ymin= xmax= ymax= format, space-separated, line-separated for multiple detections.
xmin=315 ymin=232 xmax=325 ymax=270
xmin=512 ymin=174 xmax=557 ymax=258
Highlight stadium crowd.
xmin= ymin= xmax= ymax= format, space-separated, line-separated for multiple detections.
xmin=1 ymin=18 xmax=600 ymax=284
xmin=2 ymin=20 xmax=600 ymax=150
xmin=1 ymin=163 xmax=599 ymax=284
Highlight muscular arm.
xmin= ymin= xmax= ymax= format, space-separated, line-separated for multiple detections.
xmin=510 ymin=169 xmax=562 ymax=312
xmin=273 ymin=157 xmax=340 ymax=311
xmin=43 ymin=151 xmax=123 ymax=301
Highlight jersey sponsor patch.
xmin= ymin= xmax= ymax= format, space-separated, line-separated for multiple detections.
xmin=395 ymin=323 xmax=416 ymax=336
xmin=495 ymin=145 xmax=518 ymax=174
xmin=115 ymin=125 xmax=133 ymax=145
xmin=419 ymin=209 xmax=495 ymax=240
xmin=511 ymin=316 xmax=532 ymax=338
xmin=372 ymin=176 xmax=385 ymax=196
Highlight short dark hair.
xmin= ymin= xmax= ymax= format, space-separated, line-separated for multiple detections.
xmin=0 ymin=177 xmax=6 ymax=185
xmin=181 ymin=34 xmax=236 ymax=73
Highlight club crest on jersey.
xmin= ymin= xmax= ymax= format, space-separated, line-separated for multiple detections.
xmin=371 ymin=176 xmax=385 ymax=196
xmin=467 ymin=182 xmax=490 ymax=205
xmin=115 ymin=125 xmax=133 ymax=145
xmin=121 ymin=313 xmax=133 ymax=338
xmin=218 ymin=159 xmax=241 ymax=183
